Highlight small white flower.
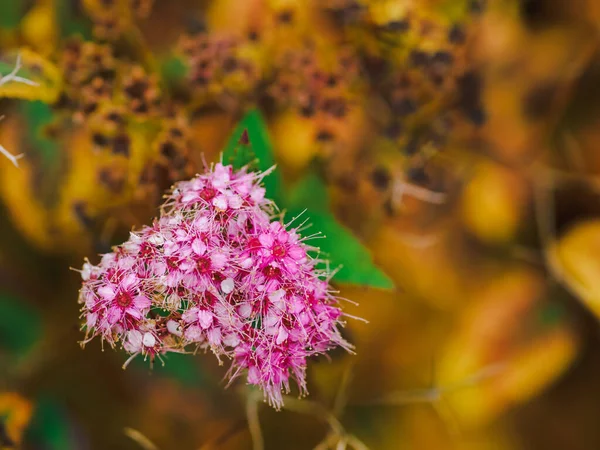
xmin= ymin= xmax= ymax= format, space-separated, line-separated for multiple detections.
xmin=208 ymin=328 xmax=222 ymax=346
xmin=182 ymin=191 xmax=198 ymax=203
xmin=238 ymin=303 xmax=252 ymax=318
xmin=148 ymin=233 xmax=165 ymax=246
xmin=122 ymin=240 xmax=140 ymax=253
xmin=212 ymin=194 xmax=228 ymax=210
xmin=100 ymin=253 xmax=116 ymax=266
xmin=227 ymin=194 xmax=243 ymax=209
xmin=221 ymin=277 xmax=235 ymax=294
xmin=223 ymin=333 xmax=240 ymax=347
xmin=240 ymin=257 xmax=253 ymax=269
xmin=269 ymin=290 xmax=287 ymax=312
xmin=276 ymin=326 xmax=288 ymax=345
xmin=167 ymin=320 xmax=182 ymax=336
xmin=81 ymin=262 xmax=93 ymax=281
xmin=124 ymin=330 xmax=143 ymax=353
xmin=142 ymin=332 xmax=156 ymax=347
xmin=185 ymin=325 xmax=203 ymax=342
xmin=198 ymin=310 xmax=213 ymax=329
xmin=268 ymin=289 xmax=285 ymax=303
xmin=129 ymin=232 xmax=142 ymax=243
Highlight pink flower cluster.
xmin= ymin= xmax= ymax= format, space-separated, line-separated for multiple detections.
xmin=77 ymin=163 xmax=352 ymax=408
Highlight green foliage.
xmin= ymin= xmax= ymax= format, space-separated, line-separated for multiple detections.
xmin=222 ymin=109 xmax=285 ymax=206
xmin=0 ymin=294 xmax=42 ymax=357
xmin=537 ymin=302 xmax=566 ymax=328
xmin=286 ymin=172 xmax=395 ymax=289
xmin=160 ymin=56 xmax=188 ymax=83
xmin=148 ymin=353 xmax=209 ymax=387
xmin=224 ymin=111 xmax=394 ymax=289
xmin=19 ymin=101 xmax=63 ymax=207
xmin=26 ymin=398 xmax=74 ymax=450
xmin=0 ymin=1 xmax=22 ymax=30
xmin=57 ymin=0 xmax=92 ymax=39
xmin=20 ymin=101 xmax=59 ymax=167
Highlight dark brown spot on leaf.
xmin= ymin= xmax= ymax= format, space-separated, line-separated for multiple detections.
xmin=112 ymin=134 xmax=130 ymax=156
xmin=238 ymin=129 xmax=250 ymax=145
xmin=371 ymin=167 xmax=391 ymax=191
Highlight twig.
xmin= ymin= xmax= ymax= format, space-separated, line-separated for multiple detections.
xmin=123 ymin=427 xmax=160 ymax=450
xmin=365 ymin=362 xmax=505 ymax=407
xmin=359 ymin=361 xmax=505 ymax=441
xmin=0 ymin=53 xmax=39 ymax=168
xmin=0 ymin=143 xmax=24 ymax=168
xmin=281 ymin=364 xmax=370 ymax=450
xmin=391 ymin=179 xmax=447 ymax=207
xmin=0 ymin=54 xmax=38 ymax=88
xmin=246 ymin=390 xmax=264 ymax=450
xmin=333 ymin=364 xmax=353 ymax=418
xmin=531 ymin=167 xmax=594 ymax=300
xmin=196 ymin=420 xmax=246 ymax=450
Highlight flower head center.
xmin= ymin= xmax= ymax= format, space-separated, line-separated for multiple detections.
xmin=272 ymin=243 xmax=286 ymax=257
xmin=200 ymin=186 xmax=216 ymax=201
xmin=247 ymin=237 xmax=261 ymax=252
xmin=263 ymin=265 xmax=281 ymax=278
xmin=116 ymin=290 xmax=133 ymax=308
xmin=197 ymin=257 xmax=211 ymax=273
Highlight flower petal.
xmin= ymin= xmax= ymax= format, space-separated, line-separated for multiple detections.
xmin=98 ymin=285 xmax=116 ymax=300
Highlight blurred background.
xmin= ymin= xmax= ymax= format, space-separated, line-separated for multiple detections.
xmin=2 ymin=0 xmax=600 ymax=449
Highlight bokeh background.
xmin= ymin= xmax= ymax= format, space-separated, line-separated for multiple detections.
xmin=2 ymin=0 xmax=600 ymax=449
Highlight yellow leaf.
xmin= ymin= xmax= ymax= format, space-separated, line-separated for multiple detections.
xmin=0 ymin=392 xmax=33 ymax=449
xmin=0 ymin=48 xmax=62 ymax=103
xmin=438 ymin=269 xmax=578 ymax=428
xmin=461 ymin=160 xmax=527 ymax=244
xmin=0 ymin=118 xmax=55 ymax=251
xmin=20 ymin=1 xmax=58 ymax=57
xmin=553 ymin=220 xmax=600 ymax=318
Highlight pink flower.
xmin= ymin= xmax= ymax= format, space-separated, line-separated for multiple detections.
xmin=258 ymin=222 xmax=306 ymax=275
xmin=77 ymin=163 xmax=354 ymax=408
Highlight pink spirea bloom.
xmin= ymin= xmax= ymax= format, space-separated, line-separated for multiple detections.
xmin=77 ymin=163 xmax=353 ymax=408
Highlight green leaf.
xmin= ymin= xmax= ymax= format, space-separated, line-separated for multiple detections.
xmin=16 ymin=101 xmax=63 ymax=208
xmin=20 ymin=101 xmax=59 ymax=167
xmin=286 ymin=172 xmax=395 ymax=289
xmin=132 ymin=352 xmax=208 ymax=388
xmin=26 ymin=398 xmax=74 ymax=450
xmin=222 ymin=109 xmax=284 ymax=206
xmin=0 ymin=294 xmax=42 ymax=357
xmin=56 ymin=0 xmax=93 ymax=39
xmin=0 ymin=1 xmax=23 ymax=30
xmin=160 ymin=55 xmax=188 ymax=83
xmin=537 ymin=301 xmax=566 ymax=328
xmin=286 ymin=170 xmax=328 ymax=213
xmin=222 ymin=115 xmax=392 ymax=288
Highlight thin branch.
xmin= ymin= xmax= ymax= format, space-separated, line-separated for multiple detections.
xmin=532 ymin=167 xmax=594 ymax=300
xmin=0 ymin=53 xmax=38 ymax=87
xmin=333 ymin=363 xmax=353 ymax=418
xmin=365 ymin=362 xmax=505 ymax=407
xmin=280 ymin=365 xmax=371 ymax=450
xmin=391 ymin=179 xmax=448 ymax=207
xmin=347 ymin=435 xmax=371 ymax=450
xmin=0 ymin=53 xmax=39 ymax=168
xmin=246 ymin=390 xmax=264 ymax=450
xmin=196 ymin=420 xmax=246 ymax=450
xmin=123 ymin=427 xmax=160 ymax=450
xmin=432 ymin=397 xmax=462 ymax=440
xmin=0 ymin=143 xmax=24 ymax=168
